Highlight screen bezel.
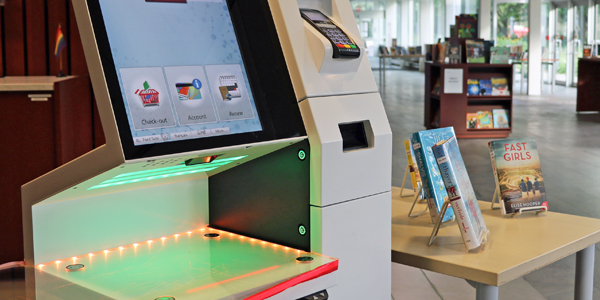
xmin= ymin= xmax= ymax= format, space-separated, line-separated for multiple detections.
xmin=86 ymin=0 xmax=305 ymax=160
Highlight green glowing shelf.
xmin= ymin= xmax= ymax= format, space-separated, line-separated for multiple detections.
xmin=88 ymin=156 xmax=246 ymax=190
xmin=34 ymin=228 xmax=337 ymax=300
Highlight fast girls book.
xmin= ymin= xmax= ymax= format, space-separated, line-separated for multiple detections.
xmin=489 ymin=138 xmax=548 ymax=215
xmin=433 ymin=137 xmax=488 ymax=250
xmin=411 ymin=127 xmax=456 ymax=223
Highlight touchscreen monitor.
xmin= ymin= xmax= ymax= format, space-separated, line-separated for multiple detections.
xmin=98 ymin=0 xmax=261 ymax=146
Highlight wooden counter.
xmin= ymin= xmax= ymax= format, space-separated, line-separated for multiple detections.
xmin=0 ymin=76 xmax=94 ymax=264
xmin=576 ymin=58 xmax=600 ymax=112
xmin=0 ymin=76 xmax=76 ymax=91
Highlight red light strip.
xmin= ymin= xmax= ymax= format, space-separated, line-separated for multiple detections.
xmin=244 ymin=260 xmax=339 ymax=300
xmin=186 ymin=265 xmax=280 ymax=293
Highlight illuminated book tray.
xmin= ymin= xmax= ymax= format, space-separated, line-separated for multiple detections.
xmin=33 ymin=228 xmax=338 ymax=300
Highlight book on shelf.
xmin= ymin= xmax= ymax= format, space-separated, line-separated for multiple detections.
xmin=456 ymin=14 xmax=478 ymax=39
xmin=432 ymin=79 xmax=441 ymax=95
xmin=488 ymin=138 xmax=548 ymax=215
xmin=483 ymin=40 xmax=495 ymax=63
xmin=465 ymin=40 xmax=485 ymax=63
xmin=410 ymin=127 xmax=456 ymax=223
xmin=476 ymin=111 xmax=493 ymax=129
xmin=491 ymin=77 xmax=510 ymax=96
xmin=466 ymin=112 xmax=478 ymax=129
xmin=447 ymin=45 xmax=461 ymax=64
xmin=450 ymin=25 xmax=457 ymax=38
xmin=467 ymin=79 xmax=480 ymax=95
xmin=492 ymin=109 xmax=510 ymax=128
xmin=404 ymin=140 xmax=422 ymax=196
xmin=479 ymin=79 xmax=492 ymax=95
xmin=490 ymin=47 xmax=510 ymax=64
xmin=583 ymin=45 xmax=593 ymax=58
xmin=438 ymin=42 xmax=448 ymax=63
xmin=509 ymin=45 xmax=524 ymax=59
xmin=431 ymin=109 xmax=441 ymax=127
xmin=432 ymin=136 xmax=488 ymax=250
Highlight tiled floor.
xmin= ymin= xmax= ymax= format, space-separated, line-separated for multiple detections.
xmin=381 ymin=67 xmax=600 ymax=300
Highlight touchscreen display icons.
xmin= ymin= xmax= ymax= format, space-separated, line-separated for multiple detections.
xmin=164 ymin=66 xmax=218 ymax=126
xmin=176 ymin=80 xmax=202 ymax=101
xmin=121 ymin=64 xmax=256 ymax=143
xmin=218 ymin=75 xmax=240 ymax=101
xmin=120 ymin=67 xmax=177 ymax=130
xmin=205 ymin=65 xmax=255 ymax=122
xmin=136 ymin=81 xmax=160 ymax=106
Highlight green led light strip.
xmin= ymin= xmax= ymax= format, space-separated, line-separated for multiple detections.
xmin=88 ymin=156 xmax=247 ymax=190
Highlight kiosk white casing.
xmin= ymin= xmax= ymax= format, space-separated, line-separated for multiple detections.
xmin=21 ymin=0 xmax=392 ymax=299
xmin=269 ymin=1 xmax=392 ymax=299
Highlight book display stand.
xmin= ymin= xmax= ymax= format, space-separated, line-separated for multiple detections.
xmin=428 ymin=198 xmax=490 ymax=249
xmin=400 ymin=164 xmax=429 ymax=218
xmin=491 ymin=187 xmax=548 ymax=216
xmin=425 ymin=63 xmax=513 ymax=138
xmin=408 ymin=185 xmax=428 ymax=218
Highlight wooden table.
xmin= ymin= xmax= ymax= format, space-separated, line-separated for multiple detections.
xmin=391 ymin=187 xmax=600 ymax=300
xmin=378 ymin=54 xmax=426 ymax=88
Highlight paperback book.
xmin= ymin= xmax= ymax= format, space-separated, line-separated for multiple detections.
xmin=456 ymin=14 xmax=478 ymax=39
xmin=492 ymin=109 xmax=510 ymax=128
xmin=404 ymin=140 xmax=422 ymax=196
xmin=467 ymin=79 xmax=480 ymax=95
xmin=432 ymin=79 xmax=441 ymax=95
xmin=466 ymin=40 xmax=485 ymax=63
xmin=411 ymin=127 xmax=456 ymax=223
xmin=491 ymin=77 xmax=510 ymax=95
xmin=479 ymin=79 xmax=492 ymax=95
xmin=433 ymin=137 xmax=488 ymax=250
xmin=490 ymin=47 xmax=510 ymax=64
xmin=489 ymin=138 xmax=548 ymax=215
xmin=466 ymin=112 xmax=478 ymax=129
xmin=583 ymin=45 xmax=593 ymax=58
xmin=476 ymin=111 xmax=493 ymax=129
xmin=447 ymin=45 xmax=462 ymax=64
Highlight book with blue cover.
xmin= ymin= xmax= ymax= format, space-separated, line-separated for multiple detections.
xmin=432 ymin=137 xmax=488 ymax=250
xmin=410 ymin=127 xmax=455 ymax=223
xmin=479 ymin=79 xmax=492 ymax=95
xmin=467 ymin=79 xmax=480 ymax=96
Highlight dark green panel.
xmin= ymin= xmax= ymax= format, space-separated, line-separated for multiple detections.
xmin=209 ymin=140 xmax=310 ymax=251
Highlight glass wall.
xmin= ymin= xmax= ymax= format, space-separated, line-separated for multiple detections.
xmin=495 ymin=2 xmax=529 ymax=52
xmin=555 ymin=6 xmax=567 ymax=83
xmin=597 ymin=1 xmax=600 ymax=41
xmin=351 ymin=0 xmax=484 ymax=57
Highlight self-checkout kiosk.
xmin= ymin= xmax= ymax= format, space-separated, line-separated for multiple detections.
xmin=21 ymin=0 xmax=392 ymax=299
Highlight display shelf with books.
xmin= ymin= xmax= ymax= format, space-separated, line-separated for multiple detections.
xmin=425 ymin=62 xmax=513 ymax=138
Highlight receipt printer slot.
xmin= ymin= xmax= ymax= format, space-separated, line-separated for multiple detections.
xmin=339 ymin=121 xmax=370 ymax=152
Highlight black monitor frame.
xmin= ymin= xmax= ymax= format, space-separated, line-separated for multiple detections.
xmin=86 ymin=0 xmax=305 ymax=160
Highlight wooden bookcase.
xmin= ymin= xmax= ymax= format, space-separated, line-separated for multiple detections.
xmin=425 ymin=62 xmax=513 ymax=138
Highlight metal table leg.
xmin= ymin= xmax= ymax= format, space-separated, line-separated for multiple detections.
xmin=575 ymin=245 xmax=595 ymax=300
xmin=476 ymin=282 xmax=499 ymax=300
xmin=551 ymin=61 xmax=555 ymax=93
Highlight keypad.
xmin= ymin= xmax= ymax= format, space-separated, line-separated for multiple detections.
xmin=316 ymin=21 xmax=355 ymax=49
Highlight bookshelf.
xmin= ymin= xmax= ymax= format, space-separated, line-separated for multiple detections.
xmin=425 ymin=62 xmax=513 ymax=138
